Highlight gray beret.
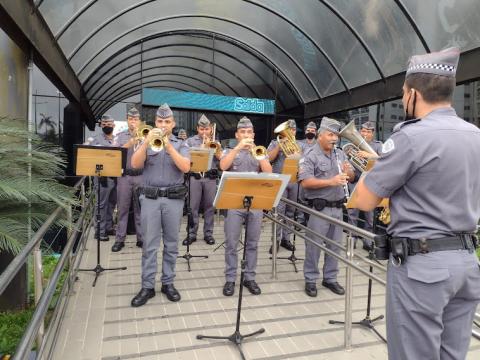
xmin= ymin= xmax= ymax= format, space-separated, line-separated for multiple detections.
xmin=100 ymin=114 xmax=114 ymax=122
xmin=197 ymin=114 xmax=210 ymax=127
xmin=237 ymin=116 xmax=253 ymax=129
xmin=178 ymin=128 xmax=187 ymax=135
xmin=361 ymin=121 xmax=375 ymax=130
xmin=127 ymin=107 xmax=140 ymax=118
xmin=319 ymin=117 xmax=341 ymax=134
xmin=406 ymin=47 xmax=459 ymax=78
xmin=156 ymin=103 xmax=173 ymax=118
xmin=305 ymin=121 xmax=317 ymax=130
xmin=287 ymin=119 xmax=296 ymax=129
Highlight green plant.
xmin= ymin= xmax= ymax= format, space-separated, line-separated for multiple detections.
xmin=0 ymin=309 xmax=33 ymax=355
xmin=0 ymin=116 xmax=76 ymax=254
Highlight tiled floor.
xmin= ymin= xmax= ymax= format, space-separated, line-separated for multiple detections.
xmin=52 ymin=218 xmax=480 ymax=359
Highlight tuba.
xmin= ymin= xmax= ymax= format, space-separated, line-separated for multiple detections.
xmin=339 ymin=120 xmax=378 ymax=172
xmin=274 ymin=121 xmax=301 ymax=156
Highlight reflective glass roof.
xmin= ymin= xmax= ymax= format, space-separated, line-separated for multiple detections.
xmin=36 ymin=0 xmax=480 ymax=117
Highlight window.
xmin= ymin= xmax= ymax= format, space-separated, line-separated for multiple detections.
xmin=465 ymin=106 xmax=470 ymax=110
xmin=399 ymin=104 xmax=404 ymax=109
xmin=391 ymin=115 xmax=397 ymax=120
xmin=391 ymin=103 xmax=398 ymax=108
xmin=464 ymin=93 xmax=471 ymax=98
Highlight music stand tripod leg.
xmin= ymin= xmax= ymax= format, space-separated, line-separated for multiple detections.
xmin=79 ymin=170 xmax=127 ymax=287
xmin=178 ymin=173 xmax=208 ymax=272
xmin=197 ymin=196 xmax=265 ymax=358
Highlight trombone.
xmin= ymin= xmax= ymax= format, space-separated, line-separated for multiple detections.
xmin=203 ymin=123 xmax=222 ymax=152
xmin=274 ymin=121 xmax=301 ymax=156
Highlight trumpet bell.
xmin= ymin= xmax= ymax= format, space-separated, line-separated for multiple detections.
xmin=207 ymin=141 xmax=221 ymax=152
xmin=149 ymin=129 xmax=165 ymax=152
xmin=251 ymin=145 xmax=267 ymax=160
xmin=136 ymin=123 xmax=152 ymax=140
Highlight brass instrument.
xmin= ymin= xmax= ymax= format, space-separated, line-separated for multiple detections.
xmin=340 ymin=121 xmax=390 ymax=224
xmin=333 ymin=145 xmax=350 ymax=200
xmin=339 ymin=120 xmax=378 ymax=172
xmin=149 ymin=128 xmax=166 ymax=152
xmin=274 ymin=121 xmax=301 ymax=156
xmin=204 ymin=123 xmax=221 ymax=152
xmin=251 ymin=145 xmax=267 ymax=160
xmin=136 ymin=122 xmax=152 ymax=141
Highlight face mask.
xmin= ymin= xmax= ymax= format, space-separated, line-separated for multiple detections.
xmin=305 ymin=132 xmax=316 ymax=140
xmin=102 ymin=126 xmax=114 ymax=135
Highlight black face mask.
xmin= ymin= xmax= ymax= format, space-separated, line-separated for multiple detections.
xmin=305 ymin=132 xmax=316 ymax=140
xmin=405 ymin=90 xmax=416 ymax=121
xmin=102 ymin=126 xmax=114 ymax=135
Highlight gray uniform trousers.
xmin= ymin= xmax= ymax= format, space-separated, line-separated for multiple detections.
xmin=140 ymin=196 xmax=183 ymax=288
xmin=276 ymin=182 xmax=298 ymax=241
xmin=224 ymin=209 xmax=263 ymax=282
xmin=304 ymin=206 xmax=343 ymax=283
xmin=115 ymin=175 xmax=143 ymax=243
xmin=94 ymin=177 xmax=116 ymax=237
xmin=347 ymin=208 xmax=374 ymax=247
xmin=386 ymin=250 xmax=480 ymax=360
xmin=188 ymin=176 xmax=216 ymax=238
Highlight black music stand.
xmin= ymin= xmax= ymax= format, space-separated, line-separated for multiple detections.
xmin=178 ymin=148 xmax=212 ymax=271
xmin=197 ymin=172 xmax=289 ymax=360
xmin=74 ymin=145 xmax=128 ymax=287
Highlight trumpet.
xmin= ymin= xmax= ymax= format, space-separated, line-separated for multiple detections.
xmin=274 ymin=120 xmax=301 ymax=156
xmin=149 ymin=128 xmax=166 ymax=152
xmin=136 ymin=122 xmax=152 ymax=141
xmin=251 ymin=145 xmax=267 ymax=160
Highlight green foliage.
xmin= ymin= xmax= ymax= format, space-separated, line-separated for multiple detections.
xmin=0 ymin=116 xmax=76 ymax=254
xmin=0 ymin=255 xmax=68 ymax=355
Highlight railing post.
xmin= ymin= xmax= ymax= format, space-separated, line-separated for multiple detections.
xmin=271 ymin=207 xmax=278 ymax=280
xmin=33 ymin=243 xmax=44 ymax=347
xmin=344 ymin=232 xmax=354 ymax=350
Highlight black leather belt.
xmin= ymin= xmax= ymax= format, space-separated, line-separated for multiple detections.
xmin=405 ymin=235 xmax=477 ymax=255
xmin=190 ymin=169 xmax=219 ymax=179
xmin=308 ymin=198 xmax=345 ymax=210
xmin=124 ymin=168 xmax=143 ymax=176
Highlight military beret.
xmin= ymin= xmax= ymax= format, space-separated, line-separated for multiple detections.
xmin=127 ymin=107 xmax=140 ymax=118
xmin=287 ymin=119 xmax=297 ymax=129
xmin=406 ymin=47 xmax=459 ymax=78
xmin=319 ymin=117 xmax=341 ymax=134
xmin=237 ymin=116 xmax=253 ymax=129
xmin=178 ymin=128 xmax=187 ymax=135
xmin=305 ymin=121 xmax=317 ymax=130
xmin=197 ymin=114 xmax=210 ymax=127
xmin=100 ymin=114 xmax=114 ymax=122
xmin=361 ymin=121 xmax=375 ymax=130
xmin=156 ymin=103 xmax=173 ymax=118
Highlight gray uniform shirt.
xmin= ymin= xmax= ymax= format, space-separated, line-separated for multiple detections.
xmin=298 ymin=143 xmax=349 ymax=201
xmin=114 ymin=130 xmax=136 ymax=169
xmin=298 ymin=139 xmax=317 ymax=154
xmin=90 ymin=133 xmax=115 ymax=147
xmin=267 ymin=139 xmax=286 ymax=174
xmin=364 ymin=107 xmax=480 ymax=239
xmin=221 ymin=148 xmax=261 ymax=172
xmin=368 ymin=140 xmax=383 ymax=155
xmin=142 ymin=135 xmax=190 ymax=187
xmin=186 ymin=134 xmax=219 ymax=169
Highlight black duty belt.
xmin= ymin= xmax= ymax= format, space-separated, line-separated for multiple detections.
xmin=137 ymin=185 xmax=187 ymax=200
xmin=190 ymin=169 xmax=219 ymax=179
xmin=308 ymin=198 xmax=345 ymax=211
xmin=124 ymin=168 xmax=143 ymax=176
xmin=405 ymin=235 xmax=477 ymax=255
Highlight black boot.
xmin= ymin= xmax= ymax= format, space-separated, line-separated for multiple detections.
xmin=131 ymin=288 xmax=155 ymax=307
xmin=161 ymin=284 xmax=181 ymax=302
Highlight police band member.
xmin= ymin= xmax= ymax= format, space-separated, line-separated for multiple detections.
xmin=299 ymin=117 xmax=354 ymax=297
xmin=355 ymin=47 xmax=480 ymax=360
xmin=111 ymin=108 xmax=144 ymax=252
xmin=89 ymin=115 xmax=117 ymax=241
xmin=267 ymin=119 xmax=299 ymax=253
xmin=130 ymin=104 xmax=190 ymax=306
xmin=177 ymin=128 xmax=187 ymax=140
xmin=183 ymin=115 xmax=221 ymax=246
xmin=220 ymin=116 xmax=272 ymax=296
xmin=297 ymin=121 xmax=318 ymax=225
xmin=347 ymin=121 xmax=382 ymax=249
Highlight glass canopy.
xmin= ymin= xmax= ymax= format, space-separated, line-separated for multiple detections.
xmin=36 ymin=0 xmax=480 ymax=117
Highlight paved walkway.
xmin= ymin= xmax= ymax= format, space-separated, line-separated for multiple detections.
xmin=52 ymin=218 xmax=480 ymax=359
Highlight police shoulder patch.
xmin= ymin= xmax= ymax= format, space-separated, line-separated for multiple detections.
xmin=382 ymin=139 xmax=395 ymax=154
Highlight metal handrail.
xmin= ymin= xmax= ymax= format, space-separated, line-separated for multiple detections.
xmin=14 ymin=192 xmax=95 ymax=360
xmin=0 ymin=177 xmax=86 ymax=295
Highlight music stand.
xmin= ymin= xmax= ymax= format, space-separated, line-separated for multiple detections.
xmin=331 ymin=176 xmax=387 ymax=343
xmin=276 ymin=158 xmax=303 ymax=272
xmin=197 ymin=172 xmax=289 ymax=360
xmin=74 ymin=145 xmax=128 ymax=287
xmin=179 ymin=148 xmax=213 ymax=271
